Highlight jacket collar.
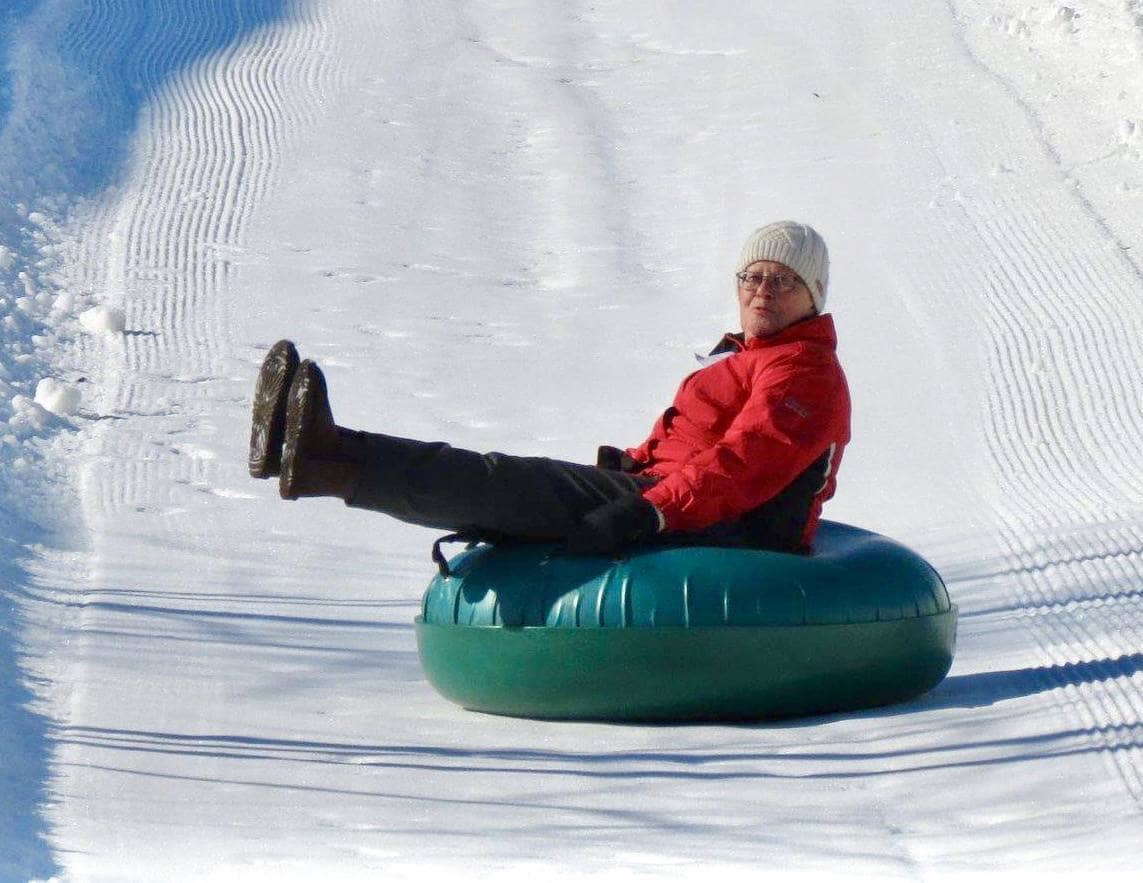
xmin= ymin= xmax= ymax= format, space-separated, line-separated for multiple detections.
xmin=709 ymin=313 xmax=837 ymax=356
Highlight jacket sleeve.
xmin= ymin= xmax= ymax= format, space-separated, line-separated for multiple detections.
xmin=641 ymin=357 xmax=844 ymax=532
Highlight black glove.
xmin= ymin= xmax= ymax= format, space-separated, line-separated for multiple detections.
xmin=566 ymin=495 xmax=662 ymax=555
xmin=596 ymin=445 xmax=645 ymax=473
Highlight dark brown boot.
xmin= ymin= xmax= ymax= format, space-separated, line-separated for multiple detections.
xmin=249 ymin=340 xmax=300 ymax=478
xmin=279 ymin=360 xmax=366 ymax=501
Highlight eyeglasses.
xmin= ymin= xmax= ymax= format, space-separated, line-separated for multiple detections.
xmin=736 ymin=271 xmax=802 ymax=294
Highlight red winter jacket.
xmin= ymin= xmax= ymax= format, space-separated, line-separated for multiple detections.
xmin=629 ymin=313 xmax=850 ymax=550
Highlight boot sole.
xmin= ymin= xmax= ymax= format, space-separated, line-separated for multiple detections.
xmin=279 ymin=360 xmax=323 ymax=500
xmin=248 ymin=340 xmax=300 ymax=478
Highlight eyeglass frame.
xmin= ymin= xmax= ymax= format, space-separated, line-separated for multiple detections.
xmin=735 ymin=270 xmax=804 ymax=294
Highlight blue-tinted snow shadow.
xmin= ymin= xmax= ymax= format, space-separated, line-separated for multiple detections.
xmin=0 ymin=527 xmax=59 ymax=882
xmin=909 ymin=652 xmax=1143 ymax=712
xmin=0 ymin=0 xmax=292 ymax=221
xmin=0 ymin=0 xmax=294 ymax=874
xmin=0 ymin=1 xmax=37 ymax=124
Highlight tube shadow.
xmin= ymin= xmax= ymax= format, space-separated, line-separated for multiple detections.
xmin=905 ymin=652 xmax=1143 ymax=712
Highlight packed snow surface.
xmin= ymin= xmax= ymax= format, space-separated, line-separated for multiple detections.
xmin=2 ymin=0 xmax=1142 ymax=880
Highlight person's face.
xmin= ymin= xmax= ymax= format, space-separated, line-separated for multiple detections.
xmin=737 ymin=260 xmax=817 ymax=340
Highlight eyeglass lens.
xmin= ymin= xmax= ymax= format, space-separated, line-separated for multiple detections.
xmin=738 ymin=273 xmax=798 ymax=292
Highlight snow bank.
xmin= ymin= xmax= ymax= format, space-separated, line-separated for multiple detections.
xmin=7 ymin=395 xmax=55 ymax=433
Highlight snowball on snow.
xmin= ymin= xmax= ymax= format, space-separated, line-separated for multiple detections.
xmin=9 ymin=394 xmax=55 ymax=432
xmin=79 ymin=304 xmax=127 ymax=335
xmin=33 ymin=378 xmax=82 ymax=416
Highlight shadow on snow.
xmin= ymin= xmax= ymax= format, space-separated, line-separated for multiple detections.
xmin=0 ymin=526 xmax=59 ymax=882
xmin=45 ymin=654 xmax=1143 ymax=770
xmin=0 ymin=0 xmax=293 ymax=225
xmin=913 ymin=652 xmax=1143 ymax=712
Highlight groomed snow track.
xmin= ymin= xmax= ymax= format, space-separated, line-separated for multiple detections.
xmin=2 ymin=0 xmax=1142 ymax=879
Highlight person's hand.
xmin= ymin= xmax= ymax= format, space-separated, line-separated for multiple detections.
xmin=596 ymin=445 xmax=645 ymax=473
xmin=566 ymin=495 xmax=663 ymax=555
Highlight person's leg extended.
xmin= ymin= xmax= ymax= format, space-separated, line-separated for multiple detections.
xmin=263 ymin=355 xmax=651 ymax=540
xmin=349 ymin=434 xmax=652 ymax=540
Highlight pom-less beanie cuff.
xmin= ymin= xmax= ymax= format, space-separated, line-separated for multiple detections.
xmin=737 ymin=221 xmax=830 ymax=313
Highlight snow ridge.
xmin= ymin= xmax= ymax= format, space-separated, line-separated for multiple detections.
xmin=6 ymin=0 xmax=335 ymax=870
xmin=60 ymin=0 xmax=330 ymax=601
xmin=945 ymin=0 xmax=1143 ymax=810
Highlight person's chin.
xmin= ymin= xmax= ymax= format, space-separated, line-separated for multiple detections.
xmin=745 ymin=319 xmax=775 ymax=338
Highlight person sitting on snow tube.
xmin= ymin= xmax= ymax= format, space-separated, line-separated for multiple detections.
xmin=248 ymin=221 xmax=851 ymax=556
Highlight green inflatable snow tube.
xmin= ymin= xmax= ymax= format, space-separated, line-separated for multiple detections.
xmin=415 ymin=521 xmax=957 ymax=721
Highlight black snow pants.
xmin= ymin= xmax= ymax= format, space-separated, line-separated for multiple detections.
xmin=346 ymin=431 xmax=656 ymax=542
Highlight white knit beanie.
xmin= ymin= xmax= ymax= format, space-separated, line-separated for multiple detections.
xmin=737 ymin=221 xmax=830 ymax=313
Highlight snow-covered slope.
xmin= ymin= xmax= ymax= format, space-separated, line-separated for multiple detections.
xmin=2 ymin=0 xmax=1142 ymax=880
